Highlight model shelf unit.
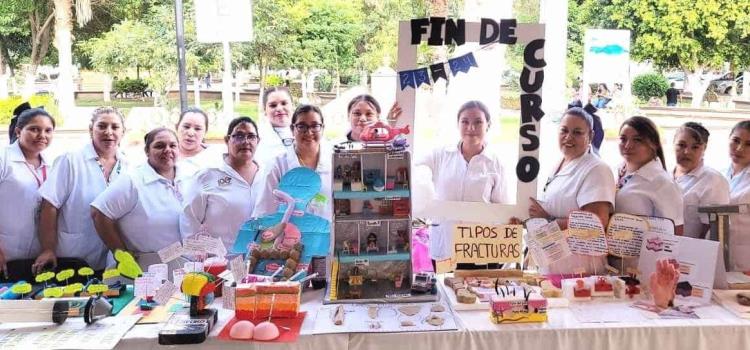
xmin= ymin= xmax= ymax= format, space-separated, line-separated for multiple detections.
xmin=326 ymin=147 xmax=436 ymax=304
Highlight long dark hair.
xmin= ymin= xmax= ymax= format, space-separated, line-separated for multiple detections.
xmin=226 ymin=116 xmax=259 ymax=136
xmin=620 ymin=116 xmax=666 ymax=170
xmin=10 ymin=108 xmax=56 ymax=144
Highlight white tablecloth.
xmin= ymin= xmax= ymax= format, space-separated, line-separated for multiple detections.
xmin=114 ymin=289 xmax=750 ymax=350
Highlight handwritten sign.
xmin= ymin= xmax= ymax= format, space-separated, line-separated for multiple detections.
xmin=606 ymin=213 xmax=647 ymax=258
xmin=526 ymin=220 xmax=571 ymax=267
xmin=452 ymin=224 xmax=523 ymax=264
xmin=566 ymin=211 xmax=608 ymax=256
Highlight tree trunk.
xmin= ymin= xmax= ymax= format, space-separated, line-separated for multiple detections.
xmin=29 ymin=9 xmax=55 ymax=76
xmin=54 ymin=0 xmax=76 ymax=119
xmin=686 ymin=68 xmax=720 ymax=108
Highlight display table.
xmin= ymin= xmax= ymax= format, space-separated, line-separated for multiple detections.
xmin=111 ymin=287 xmax=750 ymax=350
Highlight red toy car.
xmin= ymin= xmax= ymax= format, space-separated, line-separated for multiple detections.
xmin=359 ymin=121 xmax=410 ymax=142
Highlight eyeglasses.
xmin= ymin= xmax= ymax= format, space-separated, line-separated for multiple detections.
xmin=294 ymin=123 xmax=323 ymax=133
xmin=230 ymin=133 xmax=258 ymax=143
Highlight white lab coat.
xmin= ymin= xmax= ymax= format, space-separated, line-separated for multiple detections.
xmin=253 ymin=143 xmax=333 ymax=222
xmin=540 ymin=151 xmax=615 ymax=274
xmin=0 ymin=142 xmax=51 ymax=261
xmin=674 ymin=164 xmax=730 ymax=239
xmin=39 ymin=142 xmax=127 ymax=270
xmin=419 ymin=142 xmax=510 ymax=260
xmin=725 ymin=165 xmax=750 ymax=271
xmin=180 ymin=159 xmax=264 ymax=249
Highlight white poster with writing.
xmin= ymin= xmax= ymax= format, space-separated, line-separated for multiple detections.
xmin=566 ymin=211 xmax=608 ymax=256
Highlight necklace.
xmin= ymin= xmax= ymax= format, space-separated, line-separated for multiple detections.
xmin=24 ymin=162 xmax=47 ymax=188
xmin=295 ymin=147 xmax=319 ymax=169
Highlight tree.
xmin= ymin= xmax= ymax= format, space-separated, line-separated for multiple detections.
xmin=0 ymin=0 xmax=55 ymax=76
xmin=581 ymin=0 xmax=750 ymax=107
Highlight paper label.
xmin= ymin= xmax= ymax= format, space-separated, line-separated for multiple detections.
xmin=526 ymin=220 xmax=571 ymax=267
xmin=153 ymin=281 xmax=177 ymax=305
xmin=435 ymin=258 xmax=455 ymax=274
xmin=173 ymin=268 xmax=186 ymax=287
xmin=157 ymin=241 xmax=184 ymax=263
xmin=148 ymin=263 xmax=169 ymax=283
xmin=134 ymin=275 xmax=155 ymax=297
xmin=222 ymin=284 xmax=236 ymax=310
xmin=230 ymin=255 xmax=245 ymax=283
xmin=566 ymin=211 xmax=608 ymax=256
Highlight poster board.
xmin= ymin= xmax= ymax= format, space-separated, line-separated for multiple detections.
xmin=451 ymin=223 xmax=524 ymax=265
xmin=195 ymin=0 xmax=253 ymax=43
xmin=398 ymin=19 xmax=546 ymax=223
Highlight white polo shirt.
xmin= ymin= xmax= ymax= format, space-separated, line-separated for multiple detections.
xmin=176 ymin=144 xmax=225 ymax=178
xmin=253 ymin=143 xmax=332 ymax=221
xmin=540 ymin=151 xmax=615 ymax=274
xmin=39 ymin=142 xmax=127 ymax=270
xmin=419 ymin=142 xmax=510 ymax=260
xmin=615 ymin=159 xmax=684 ymax=226
xmin=674 ymin=164 xmax=730 ymax=239
xmin=0 ymin=142 xmax=51 ymax=261
xmin=725 ymin=165 xmax=750 ymax=271
xmin=91 ymin=163 xmax=184 ymax=255
xmin=180 ymin=159 xmax=264 ymax=249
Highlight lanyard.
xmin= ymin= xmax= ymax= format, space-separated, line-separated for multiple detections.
xmin=96 ymin=157 xmax=121 ymax=186
xmin=24 ymin=162 xmax=47 ymax=188
xmin=616 ymin=168 xmax=634 ymax=192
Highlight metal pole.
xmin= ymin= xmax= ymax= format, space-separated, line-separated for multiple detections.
xmin=174 ymin=0 xmax=189 ymax=112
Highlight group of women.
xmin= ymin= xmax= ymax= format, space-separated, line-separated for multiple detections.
xmin=0 ymin=88 xmax=402 ymax=278
xmin=0 ymin=91 xmax=748 ymax=280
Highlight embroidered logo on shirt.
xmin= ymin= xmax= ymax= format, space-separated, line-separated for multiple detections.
xmin=218 ymin=176 xmax=232 ymax=186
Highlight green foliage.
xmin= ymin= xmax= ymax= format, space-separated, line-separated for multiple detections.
xmin=632 ymin=73 xmax=669 ymax=101
xmin=113 ymin=77 xmax=149 ymax=96
xmin=315 ymin=73 xmax=333 ymax=92
xmin=581 ymin=0 xmax=750 ymax=71
xmin=264 ymin=74 xmax=284 ymax=87
xmin=0 ymin=95 xmax=59 ymax=125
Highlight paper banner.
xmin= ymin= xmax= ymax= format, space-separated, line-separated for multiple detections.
xmin=398 ymin=68 xmax=430 ymax=90
xmin=606 ymin=213 xmax=647 ymax=258
xmin=448 ymin=52 xmax=478 ymax=76
xmin=566 ymin=211 xmax=608 ymax=256
xmin=429 ymin=62 xmax=448 ymax=82
xmin=452 ymin=223 xmax=523 ymax=264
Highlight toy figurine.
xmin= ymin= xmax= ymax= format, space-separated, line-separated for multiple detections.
xmin=397 ymin=230 xmax=410 ymax=252
xmin=359 ymin=121 xmax=410 ymax=142
xmin=348 ymin=266 xmax=363 ymax=299
xmin=366 ymin=232 xmax=379 ymax=253
xmin=342 ymin=240 xmax=352 ymax=255
xmin=396 ymin=167 xmax=409 ymax=189
xmin=352 ymin=161 xmax=362 ymax=181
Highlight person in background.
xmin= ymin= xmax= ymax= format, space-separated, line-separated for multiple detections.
xmin=615 ymin=116 xmax=684 ymax=236
xmin=34 ymin=107 xmax=128 ymax=273
xmin=419 ymin=101 xmax=509 ymax=269
xmin=672 ymin=122 xmax=729 ymax=239
xmin=181 ymin=117 xmax=264 ymax=249
xmin=724 ymin=120 xmax=750 ymax=271
xmin=344 ymin=94 xmax=402 ymax=142
xmin=524 ymin=107 xmax=615 ymax=274
xmin=0 ymin=107 xmax=55 ymax=280
xmin=254 ymin=104 xmax=332 ymax=221
xmin=255 ymin=87 xmax=295 ymax=167
xmin=594 ymin=83 xmax=611 ymax=109
xmin=175 ymin=107 xmax=220 ymax=177
xmin=666 ymin=82 xmax=680 ymax=107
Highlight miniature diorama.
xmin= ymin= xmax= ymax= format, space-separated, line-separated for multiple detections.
xmin=327 ymin=139 xmax=434 ymax=303
xmin=562 ymin=278 xmax=593 ymax=301
xmin=489 ymin=283 xmax=548 ymax=324
xmin=592 ymin=276 xmax=615 ymax=297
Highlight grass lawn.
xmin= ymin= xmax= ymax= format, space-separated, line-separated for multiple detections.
xmin=75 ymin=96 xmax=259 ymax=119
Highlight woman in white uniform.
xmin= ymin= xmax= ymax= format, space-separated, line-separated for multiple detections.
xmin=176 ymin=108 xmax=220 ymax=177
xmin=419 ymin=101 xmax=509 ymax=266
xmin=344 ymin=94 xmax=401 ymax=142
xmin=672 ymin=122 xmax=729 ymax=238
xmin=255 ymin=87 xmax=295 ymax=167
xmin=725 ymin=120 xmax=750 ymax=271
xmin=528 ymin=107 xmax=615 ymax=274
xmin=91 ymin=128 xmax=184 ymax=270
xmin=181 ymin=117 xmax=264 ymax=249
xmin=615 ymin=116 xmax=684 ymax=235
xmin=34 ymin=107 xmax=127 ymax=273
xmin=0 ymin=108 xmax=55 ymax=279
xmin=254 ymin=104 xmax=332 ymax=221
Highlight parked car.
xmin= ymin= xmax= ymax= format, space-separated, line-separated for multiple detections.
xmin=709 ymin=72 xmax=743 ymax=95
xmin=665 ymin=71 xmax=685 ymax=90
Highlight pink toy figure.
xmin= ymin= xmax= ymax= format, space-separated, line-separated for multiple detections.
xmin=411 ymin=226 xmax=432 ymax=273
xmin=260 ymin=189 xmax=303 ymax=250
xmin=359 ymin=121 xmax=410 ymax=142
